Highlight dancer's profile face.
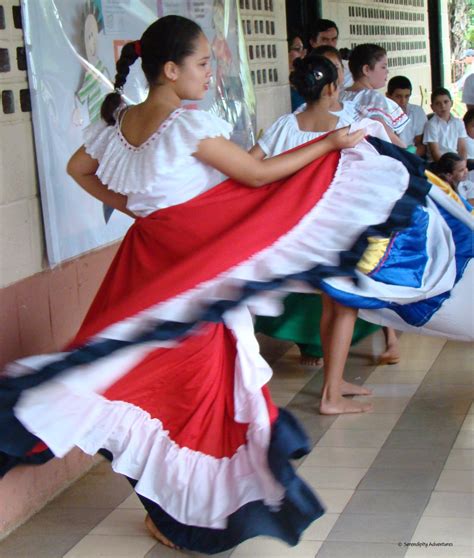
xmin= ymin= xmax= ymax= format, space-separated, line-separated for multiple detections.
xmin=365 ymin=55 xmax=388 ymax=89
xmin=173 ymin=33 xmax=213 ymax=100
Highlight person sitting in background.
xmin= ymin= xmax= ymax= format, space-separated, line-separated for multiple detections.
xmin=427 ymin=153 xmax=474 ymax=208
xmin=386 ymin=75 xmax=427 ymax=157
xmin=340 ymin=43 xmax=408 ymax=146
xmin=463 ymin=109 xmax=474 ymax=175
xmin=288 ymin=30 xmax=307 ymax=111
xmin=308 ymin=19 xmax=353 ymax=88
xmin=462 ymin=73 xmax=474 ymax=111
xmin=294 ymin=45 xmax=357 ymax=124
xmin=423 ymin=87 xmax=467 ymax=161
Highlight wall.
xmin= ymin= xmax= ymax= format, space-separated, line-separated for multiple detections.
xmin=0 ymin=0 xmax=119 ymax=537
xmin=0 ymin=0 xmax=43 ymax=287
xmin=239 ymin=0 xmax=291 ymax=133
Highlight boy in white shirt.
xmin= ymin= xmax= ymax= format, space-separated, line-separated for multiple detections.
xmin=386 ymin=75 xmax=427 ymax=156
xmin=423 ymin=87 xmax=467 ymax=161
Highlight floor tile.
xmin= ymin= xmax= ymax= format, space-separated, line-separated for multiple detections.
xmin=460 ymin=415 xmax=474 ymax=431
xmin=49 ymin=464 xmax=132 ymax=508
xmin=362 ymin=384 xmax=420 ymax=398
xmin=383 ymin=428 xmax=459 ymax=449
xmin=444 ymin=449 xmax=474 ymax=470
xmin=326 ymin=512 xmax=420 ymax=544
xmin=230 ymin=537 xmax=322 ymax=557
xmin=423 ymin=492 xmax=474 ymax=517
xmin=410 ymin=516 xmax=473 ymax=546
xmin=395 ymin=411 xmax=466 ymax=431
xmin=435 ymin=469 xmax=474 ymax=492
xmin=330 ymin=413 xmax=401 ymax=431
xmin=404 ymin=544 xmax=473 ymax=557
xmin=63 ymin=534 xmax=156 ymax=557
xmin=4 ymin=506 xmax=113 ymax=537
xmin=453 ymin=430 xmax=474 ymax=449
xmin=369 ymin=447 xmax=447 ymax=471
xmin=302 ymin=447 xmax=379 ymax=469
xmin=414 ymin=383 xmax=474 ymax=401
xmin=315 ymin=541 xmax=405 ymax=558
xmin=0 ymin=534 xmax=81 ymax=558
xmin=118 ymin=493 xmax=146 ymax=509
xmin=298 ymin=467 xmax=367 ymax=490
xmin=351 ymin=396 xmax=411 ymax=414
xmin=358 ymin=468 xmax=441 ymax=491
xmin=366 ymin=368 xmax=428 ymax=384
xmin=300 ymin=513 xmax=339 ymax=541
xmin=316 ymin=428 xmax=391 ymax=449
xmin=422 ymin=367 xmax=474 ymax=385
xmin=403 ymin=397 xmax=472 ymax=415
xmin=315 ymin=489 xmax=355 ymax=514
xmin=343 ymin=489 xmax=431 ymax=516
xmin=90 ymin=508 xmax=148 ymax=536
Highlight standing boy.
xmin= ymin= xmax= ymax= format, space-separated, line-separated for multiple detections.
xmin=386 ymin=76 xmax=427 ymax=156
xmin=423 ymin=87 xmax=467 ymax=161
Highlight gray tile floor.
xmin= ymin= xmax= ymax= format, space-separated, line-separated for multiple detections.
xmin=0 ymin=331 xmax=472 ymax=558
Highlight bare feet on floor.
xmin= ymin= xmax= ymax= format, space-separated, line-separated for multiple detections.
xmin=300 ymin=354 xmax=322 ymax=367
xmin=145 ymin=514 xmax=180 ymax=550
xmin=340 ymin=380 xmax=372 ymax=396
xmin=378 ymin=345 xmax=400 ymax=365
xmin=319 ymin=396 xmax=373 ymax=415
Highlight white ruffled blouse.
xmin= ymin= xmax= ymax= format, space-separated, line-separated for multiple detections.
xmin=258 ymin=112 xmax=351 ymax=157
xmin=83 ymin=108 xmax=233 ymax=217
xmin=340 ymin=89 xmax=409 ymax=135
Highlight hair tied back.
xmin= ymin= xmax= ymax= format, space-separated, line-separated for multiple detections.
xmin=134 ymin=40 xmax=142 ymax=57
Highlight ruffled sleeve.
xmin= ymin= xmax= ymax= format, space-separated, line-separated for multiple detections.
xmin=258 ymin=115 xmax=294 ymax=156
xmin=353 ymin=90 xmax=409 ymax=135
xmin=82 ymin=109 xmax=233 ymax=195
xmin=83 ymin=118 xmax=115 ymax=162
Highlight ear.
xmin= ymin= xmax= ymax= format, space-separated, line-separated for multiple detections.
xmin=328 ymin=82 xmax=338 ymax=96
xmin=163 ymin=61 xmax=179 ymax=82
xmin=362 ymin=63 xmax=371 ymax=77
xmin=309 ymin=38 xmax=317 ymax=49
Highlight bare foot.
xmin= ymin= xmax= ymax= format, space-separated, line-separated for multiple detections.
xmin=378 ymin=346 xmax=400 ymax=365
xmin=300 ymin=354 xmax=322 ymax=367
xmin=340 ymin=380 xmax=372 ymax=396
xmin=145 ymin=514 xmax=180 ymax=550
xmin=319 ymin=396 xmax=373 ymax=415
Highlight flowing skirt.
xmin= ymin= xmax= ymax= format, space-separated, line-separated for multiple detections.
xmin=1 ymin=135 xmax=472 ymax=554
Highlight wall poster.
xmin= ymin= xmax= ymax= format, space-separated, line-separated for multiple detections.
xmin=22 ymin=0 xmax=255 ymax=265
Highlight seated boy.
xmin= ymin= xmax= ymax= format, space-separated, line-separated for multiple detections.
xmin=423 ymin=87 xmax=467 ymax=161
xmin=386 ymin=76 xmax=427 ymax=156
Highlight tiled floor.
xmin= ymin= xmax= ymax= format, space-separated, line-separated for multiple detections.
xmin=0 ymin=331 xmax=472 ymax=558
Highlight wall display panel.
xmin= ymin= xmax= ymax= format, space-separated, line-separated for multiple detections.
xmin=21 ymin=0 xmax=255 ymax=265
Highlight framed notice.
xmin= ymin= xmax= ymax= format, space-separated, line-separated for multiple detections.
xmin=22 ymin=0 xmax=255 ymax=265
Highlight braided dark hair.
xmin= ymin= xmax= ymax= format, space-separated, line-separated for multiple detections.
xmin=101 ymin=15 xmax=203 ymax=125
xmin=290 ymin=53 xmax=338 ymax=103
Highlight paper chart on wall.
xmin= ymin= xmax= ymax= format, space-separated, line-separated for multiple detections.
xmin=21 ymin=0 xmax=255 ymax=265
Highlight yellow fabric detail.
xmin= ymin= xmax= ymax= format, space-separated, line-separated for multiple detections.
xmin=356 ymin=236 xmax=391 ymax=275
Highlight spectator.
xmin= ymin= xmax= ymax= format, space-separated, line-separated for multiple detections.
xmin=340 ymin=43 xmax=408 ymax=146
xmin=462 ymin=73 xmax=474 ymax=111
xmin=386 ymin=75 xmax=427 ymax=157
xmin=428 ymin=153 xmax=474 ymax=206
xmin=423 ymin=87 xmax=467 ymax=161
xmin=288 ymin=30 xmax=307 ymax=111
xmin=308 ymin=19 xmax=353 ymax=88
